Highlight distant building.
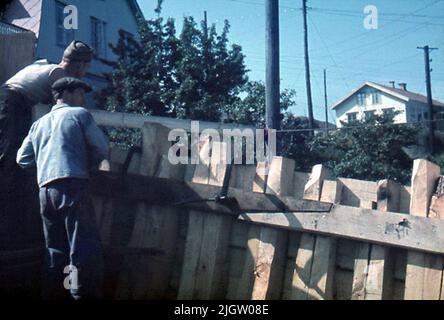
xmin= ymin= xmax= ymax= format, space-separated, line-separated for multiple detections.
xmin=2 ymin=0 xmax=143 ymax=107
xmin=331 ymin=81 xmax=444 ymax=128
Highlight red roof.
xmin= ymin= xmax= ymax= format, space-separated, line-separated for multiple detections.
xmin=377 ymin=83 xmax=444 ymax=108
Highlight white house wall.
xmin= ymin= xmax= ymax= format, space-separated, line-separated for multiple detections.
xmin=335 ymin=87 xmax=407 ymax=127
xmin=37 ymin=0 xmax=139 ymax=106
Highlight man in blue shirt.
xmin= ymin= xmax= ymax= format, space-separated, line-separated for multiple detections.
xmin=16 ymin=77 xmax=109 ymax=300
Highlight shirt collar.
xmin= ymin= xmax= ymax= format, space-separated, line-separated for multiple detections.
xmin=51 ymin=103 xmax=71 ymax=111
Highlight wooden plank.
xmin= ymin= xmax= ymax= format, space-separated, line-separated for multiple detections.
xmin=320 ymin=180 xmax=342 ymax=204
xmin=377 ymin=179 xmax=401 ymax=213
xmin=252 ymin=161 xmax=269 ymax=193
xmin=288 ymin=233 xmax=316 ymax=299
xmin=281 ymin=232 xmax=301 ymax=299
xmin=287 ymin=165 xmax=337 ymax=300
xmin=251 ymin=226 xmax=287 ymax=300
xmin=238 ymin=204 xmax=444 ymax=255
xmin=235 ymin=157 xmax=293 ymax=300
xmin=193 ymin=211 xmax=234 ymax=299
xmin=293 ymin=171 xmax=310 ymax=199
xmin=115 ymin=123 xmax=180 ymax=299
xmin=230 ymin=165 xmax=256 ymax=190
xmin=429 ymin=176 xmax=444 ymax=219
xmin=334 ymin=269 xmax=354 ymax=300
xmin=352 ymin=179 xmax=398 ymax=300
xmin=303 ymin=164 xmax=332 ymax=201
xmin=192 ymin=138 xmax=211 ymax=185
xmin=91 ymin=109 xmax=254 ymax=131
xmin=265 ymin=157 xmax=295 ymax=196
xmin=178 ymin=140 xmax=234 ymax=299
xmin=409 ymin=159 xmax=440 ymax=216
xmin=399 ymin=186 xmax=411 ymax=214
xmin=404 ymin=252 xmax=444 ymax=300
xmin=405 ymin=159 xmax=443 ymax=300
xmin=338 ymin=178 xmax=378 ymax=208
xmin=250 ymin=157 xmax=292 ymax=300
xmin=351 ymin=242 xmax=370 ymax=300
xmin=235 ymin=225 xmax=261 ymax=299
xmin=365 ymin=245 xmax=393 ymax=300
xmin=139 ymin=122 xmax=172 ymax=177
xmin=304 ymin=169 xmax=338 ymax=301
xmin=209 ymin=141 xmax=229 ymax=186
xmin=306 ymin=236 xmax=337 ymax=300
xmin=177 ymin=210 xmax=205 ymax=299
xmin=226 ymin=164 xmax=255 ymax=300
xmin=178 ymin=210 xmax=234 ymax=300
xmin=363 ymin=179 xmax=398 ymax=300
xmin=92 ymin=171 xmax=332 ymax=215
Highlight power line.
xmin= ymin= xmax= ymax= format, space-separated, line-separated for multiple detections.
xmin=310 ymin=7 xmax=444 ymax=19
xmin=308 ymin=14 xmax=350 ymax=89
xmin=307 ymin=0 xmax=444 ymax=57
xmin=272 ymin=118 xmax=444 ymax=133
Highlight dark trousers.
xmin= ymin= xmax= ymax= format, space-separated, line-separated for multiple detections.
xmin=39 ymin=178 xmax=104 ymax=300
xmin=0 ymin=86 xmax=40 ymax=249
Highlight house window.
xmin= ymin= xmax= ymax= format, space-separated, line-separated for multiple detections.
xmin=418 ymin=113 xmax=422 ymax=121
xmin=383 ymin=108 xmax=395 ymax=118
xmin=56 ymin=1 xmax=75 ymax=47
xmin=91 ymin=17 xmax=107 ymax=59
xmin=371 ymin=91 xmax=380 ymax=104
xmin=120 ymin=30 xmax=134 ymax=41
xmin=357 ymin=93 xmax=366 ymax=106
xmin=364 ymin=110 xmax=375 ymax=121
xmin=347 ymin=112 xmax=358 ymax=123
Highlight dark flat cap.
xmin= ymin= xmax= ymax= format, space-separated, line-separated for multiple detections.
xmin=63 ymin=40 xmax=94 ymax=62
xmin=51 ymin=77 xmax=93 ymax=93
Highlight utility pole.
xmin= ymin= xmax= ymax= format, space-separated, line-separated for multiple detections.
xmin=302 ymin=0 xmax=314 ymax=135
xmin=265 ymin=0 xmax=280 ymax=153
xmin=323 ymin=69 xmax=328 ymax=134
xmin=265 ymin=0 xmax=280 ymax=131
xmin=417 ymin=45 xmax=438 ymax=154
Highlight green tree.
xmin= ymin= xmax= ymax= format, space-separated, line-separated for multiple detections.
xmin=223 ymin=80 xmax=295 ymax=127
xmin=280 ymin=114 xmax=320 ymax=171
xmin=98 ymin=12 xmax=247 ymax=121
xmin=175 ymin=17 xmax=248 ymax=120
xmin=310 ymin=113 xmax=420 ymax=184
xmin=97 ymin=15 xmax=180 ymax=117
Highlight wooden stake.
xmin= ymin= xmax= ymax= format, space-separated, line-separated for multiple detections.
xmin=405 ymin=159 xmax=443 ymax=300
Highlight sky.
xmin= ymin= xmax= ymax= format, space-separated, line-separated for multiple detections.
xmin=139 ymin=0 xmax=444 ymax=122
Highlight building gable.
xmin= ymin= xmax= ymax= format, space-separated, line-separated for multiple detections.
xmin=3 ymin=0 xmax=43 ymax=36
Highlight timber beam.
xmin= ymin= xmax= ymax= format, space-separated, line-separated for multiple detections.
xmin=239 ymin=205 xmax=444 ymax=256
xmin=91 ymin=171 xmax=332 ymax=215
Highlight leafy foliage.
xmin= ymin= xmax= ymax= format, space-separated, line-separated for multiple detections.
xmin=310 ymin=112 xmax=420 ymax=184
xmin=97 ymin=13 xmax=247 ymax=122
xmin=222 ymin=80 xmax=295 ymax=127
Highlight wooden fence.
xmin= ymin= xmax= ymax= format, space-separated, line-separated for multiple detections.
xmin=89 ymin=119 xmax=444 ymax=300
xmin=0 ymin=31 xmax=36 ymax=84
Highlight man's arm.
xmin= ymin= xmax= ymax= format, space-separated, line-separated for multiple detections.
xmin=81 ymin=111 xmax=109 ymax=169
xmin=16 ymin=134 xmax=36 ymax=169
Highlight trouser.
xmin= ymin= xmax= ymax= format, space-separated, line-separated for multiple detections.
xmin=0 ymin=86 xmax=39 ymax=249
xmin=39 ymin=178 xmax=104 ymax=300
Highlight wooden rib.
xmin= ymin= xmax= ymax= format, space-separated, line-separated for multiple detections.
xmin=404 ymin=159 xmax=443 ymax=300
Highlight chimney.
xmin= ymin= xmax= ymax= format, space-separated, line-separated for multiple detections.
xmin=398 ymin=83 xmax=407 ymax=91
xmin=389 ymin=81 xmax=395 ymax=88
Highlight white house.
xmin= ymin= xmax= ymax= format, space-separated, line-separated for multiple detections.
xmin=2 ymin=0 xmax=143 ymax=107
xmin=332 ymin=81 xmax=444 ymax=128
